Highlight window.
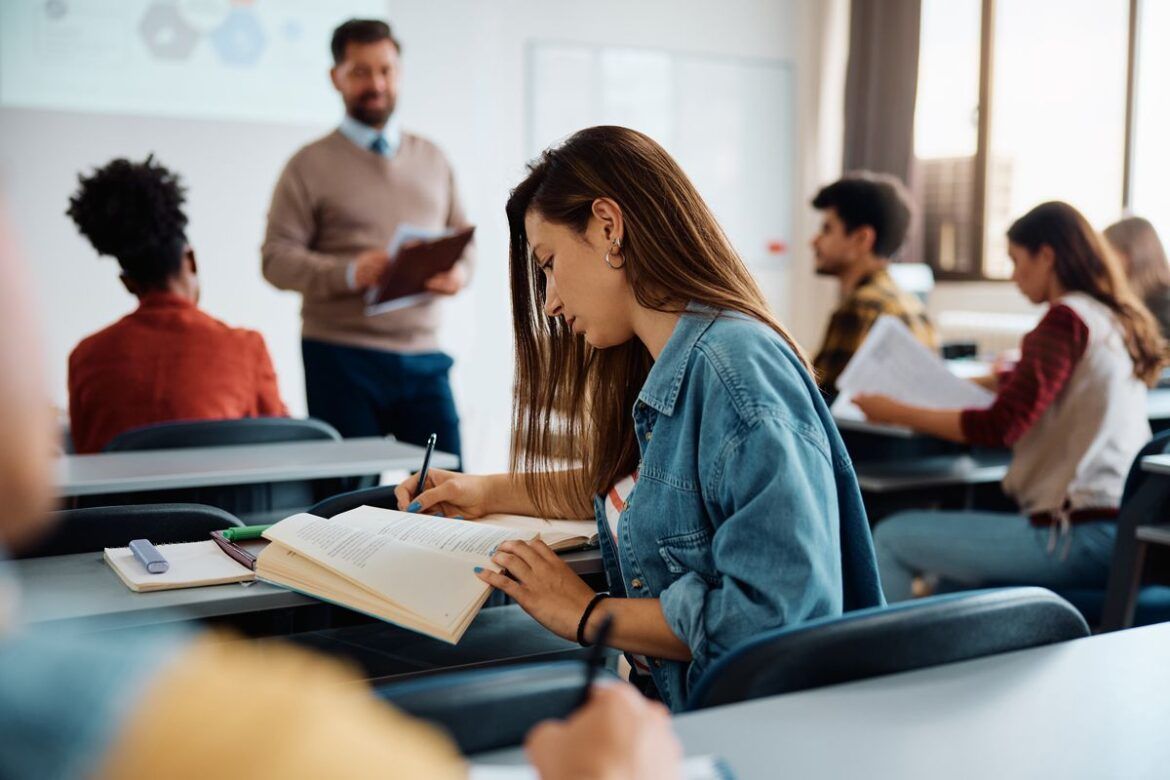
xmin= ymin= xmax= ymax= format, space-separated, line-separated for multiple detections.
xmin=914 ymin=0 xmax=1154 ymax=280
xmin=1130 ymin=0 xmax=1170 ymax=243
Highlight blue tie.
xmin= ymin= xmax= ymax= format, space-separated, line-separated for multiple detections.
xmin=370 ymin=136 xmax=390 ymax=156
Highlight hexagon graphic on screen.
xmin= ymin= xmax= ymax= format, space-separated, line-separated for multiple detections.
xmin=139 ymin=2 xmax=200 ymax=61
xmin=210 ymin=8 xmax=266 ymax=67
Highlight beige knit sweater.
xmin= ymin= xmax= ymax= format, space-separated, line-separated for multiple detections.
xmin=262 ymin=129 xmax=475 ymax=353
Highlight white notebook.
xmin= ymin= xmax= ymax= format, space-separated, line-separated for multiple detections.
xmin=104 ymin=540 xmax=255 ymax=592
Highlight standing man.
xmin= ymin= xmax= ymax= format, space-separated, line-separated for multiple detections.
xmin=809 ymin=172 xmax=937 ymax=400
xmin=263 ymin=19 xmax=471 ymax=462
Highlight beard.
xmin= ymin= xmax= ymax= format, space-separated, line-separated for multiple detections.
xmin=347 ymin=90 xmax=395 ymax=128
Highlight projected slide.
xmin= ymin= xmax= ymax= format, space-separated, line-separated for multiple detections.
xmin=0 ymin=0 xmax=384 ymax=124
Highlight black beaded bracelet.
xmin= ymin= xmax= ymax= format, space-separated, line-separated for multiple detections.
xmin=576 ymin=592 xmax=611 ymax=647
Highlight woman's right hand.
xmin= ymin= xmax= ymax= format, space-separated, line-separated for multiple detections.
xmin=393 ymin=468 xmax=495 ymax=518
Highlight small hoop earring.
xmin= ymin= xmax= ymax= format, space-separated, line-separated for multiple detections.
xmin=604 ymin=239 xmax=624 ymax=270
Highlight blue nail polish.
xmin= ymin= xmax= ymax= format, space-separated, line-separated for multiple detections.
xmin=405 ymin=501 xmax=421 ymax=513
xmin=455 ymin=515 xmax=465 ymax=520
xmin=434 ymin=512 xmax=445 ymax=518
xmin=473 ymin=566 xmax=483 ymax=573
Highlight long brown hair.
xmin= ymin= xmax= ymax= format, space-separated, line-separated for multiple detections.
xmin=1007 ymin=202 xmax=1167 ymax=386
xmin=1104 ymin=216 xmax=1170 ymax=304
xmin=506 ymin=126 xmax=806 ymax=516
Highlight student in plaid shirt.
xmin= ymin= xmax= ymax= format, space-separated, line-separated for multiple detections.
xmin=810 ymin=173 xmax=937 ymax=400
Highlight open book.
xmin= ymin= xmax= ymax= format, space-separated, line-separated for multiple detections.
xmin=256 ymin=506 xmax=597 ymax=644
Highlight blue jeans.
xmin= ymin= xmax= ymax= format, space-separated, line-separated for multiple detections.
xmin=873 ymin=510 xmax=1117 ymax=602
xmin=302 ymin=339 xmax=462 ymax=464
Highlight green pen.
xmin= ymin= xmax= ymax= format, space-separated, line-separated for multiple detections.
xmin=221 ymin=524 xmax=274 ymax=543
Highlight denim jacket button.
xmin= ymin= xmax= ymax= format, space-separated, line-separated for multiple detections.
xmin=631 ymin=578 xmax=644 ymax=590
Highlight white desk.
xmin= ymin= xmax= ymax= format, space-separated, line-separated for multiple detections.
xmin=1140 ymin=452 xmax=1170 ymax=476
xmin=13 ymin=547 xmax=603 ymax=633
xmin=55 ymin=437 xmax=457 ymax=497
xmin=854 ymin=452 xmax=1011 ymax=493
xmin=475 ymin=623 xmax=1170 ymax=778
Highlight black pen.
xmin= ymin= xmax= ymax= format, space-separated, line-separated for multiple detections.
xmin=574 ymin=613 xmax=614 ymax=710
xmin=414 ymin=433 xmax=438 ymax=500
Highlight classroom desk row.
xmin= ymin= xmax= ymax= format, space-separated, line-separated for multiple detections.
xmin=54 ymin=436 xmax=455 ymax=497
xmin=474 ymin=621 xmax=1170 ymax=778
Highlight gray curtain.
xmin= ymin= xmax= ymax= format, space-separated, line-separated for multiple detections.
xmin=842 ymin=0 xmax=922 ymax=182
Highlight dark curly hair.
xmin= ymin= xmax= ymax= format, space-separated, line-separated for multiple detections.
xmin=66 ymin=155 xmax=189 ymax=289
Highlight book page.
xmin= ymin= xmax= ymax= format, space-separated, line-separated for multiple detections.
xmin=835 ymin=315 xmax=996 ymax=411
xmin=264 ymin=508 xmax=532 ymax=567
xmin=476 ymin=513 xmax=598 ymax=540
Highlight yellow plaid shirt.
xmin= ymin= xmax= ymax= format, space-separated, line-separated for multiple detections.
xmin=813 ymin=268 xmax=938 ymax=398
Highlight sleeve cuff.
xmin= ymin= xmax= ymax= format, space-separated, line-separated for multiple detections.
xmin=658 ymin=572 xmax=710 ymax=666
xmin=345 ymin=260 xmax=359 ymax=291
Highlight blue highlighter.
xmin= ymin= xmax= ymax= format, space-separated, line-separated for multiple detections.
xmin=129 ymin=539 xmax=169 ymax=574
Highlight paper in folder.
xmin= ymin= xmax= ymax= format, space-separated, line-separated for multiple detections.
xmin=364 ymin=225 xmax=474 ymax=316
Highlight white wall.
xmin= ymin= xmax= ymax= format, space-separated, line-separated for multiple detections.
xmin=0 ymin=0 xmax=834 ymax=472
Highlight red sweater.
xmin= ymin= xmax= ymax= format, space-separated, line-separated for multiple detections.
xmin=68 ymin=293 xmax=288 ymax=454
xmin=960 ymin=304 xmax=1090 ymax=448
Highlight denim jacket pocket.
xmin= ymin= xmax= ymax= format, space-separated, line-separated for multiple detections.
xmin=657 ymin=526 xmax=719 ymax=586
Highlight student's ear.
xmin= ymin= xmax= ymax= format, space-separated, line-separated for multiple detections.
xmin=184 ymin=246 xmax=198 ymax=276
xmin=591 ymin=198 xmax=624 ymax=247
xmin=851 ymin=225 xmax=877 ymax=256
xmin=119 ymin=273 xmax=140 ymax=297
xmin=1037 ymin=244 xmax=1057 ymax=271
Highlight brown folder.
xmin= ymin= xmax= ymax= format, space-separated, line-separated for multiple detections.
xmin=365 ymin=226 xmax=475 ymax=314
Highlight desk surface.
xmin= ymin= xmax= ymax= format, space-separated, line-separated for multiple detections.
xmin=54 ymin=437 xmax=457 ymax=497
xmin=854 ymin=452 xmax=1011 ymax=492
xmin=1141 ymin=452 xmax=1170 ymax=475
xmin=476 ymin=622 xmax=1170 ymax=778
xmin=13 ymin=547 xmax=603 ymax=633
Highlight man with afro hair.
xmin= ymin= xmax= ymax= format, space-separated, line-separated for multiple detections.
xmin=66 ymin=155 xmax=288 ymax=453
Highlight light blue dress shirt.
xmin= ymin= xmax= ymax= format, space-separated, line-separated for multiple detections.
xmin=339 ymin=114 xmax=402 ymax=158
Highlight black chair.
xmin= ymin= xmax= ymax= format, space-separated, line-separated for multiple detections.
xmin=374 ymin=661 xmax=610 ymax=754
xmin=16 ymin=503 xmax=243 ymax=558
xmin=85 ymin=417 xmax=366 ymax=520
xmin=1088 ymin=430 xmax=1170 ymax=630
xmin=309 ymin=484 xmax=401 ymax=518
xmin=685 ymin=586 xmax=1088 ymax=711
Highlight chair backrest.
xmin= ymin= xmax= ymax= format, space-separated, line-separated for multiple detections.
xmin=103 ymin=417 xmax=340 ymax=451
xmin=1120 ymin=429 xmax=1170 ymax=505
xmin=89 ymin=418 xmax=351 ymax=519
xmin=308 ymin=484 xmax=400 ymax=518
xmin=16 ymin=503 xmax=244 ymax=558
xmin=374 ymin=661 xmax=606 ymax=754
xmin=685 ymin=586 xmax=1088 ymax=710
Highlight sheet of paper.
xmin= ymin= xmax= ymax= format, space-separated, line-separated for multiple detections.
xmin=834 ymin=315 xmax=996 ymax=412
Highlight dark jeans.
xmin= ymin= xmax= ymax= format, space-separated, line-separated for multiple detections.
xmin=302 ymin=339 xmax=462 ymax=465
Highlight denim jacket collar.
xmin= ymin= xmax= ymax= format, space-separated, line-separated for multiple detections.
xmin=637 ymin=302 xmax=719 ymax=417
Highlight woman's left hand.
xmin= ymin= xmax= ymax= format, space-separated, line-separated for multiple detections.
xmin=475 ymin=539 xmax=596 ymax=641
xmin=851 ymin=393 xmax=905 ymax=425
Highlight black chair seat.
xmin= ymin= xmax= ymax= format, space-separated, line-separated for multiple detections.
xmin=686 ymin=587 xmax=1088 ymax=710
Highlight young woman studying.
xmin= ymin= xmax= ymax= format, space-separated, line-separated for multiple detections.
xmin=854 ymin=202 xmax=1167 ymax=601
xmin=395 ymin=126 xmax=884 ymax=711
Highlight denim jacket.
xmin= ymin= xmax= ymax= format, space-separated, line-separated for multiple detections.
xmin=594 ymin=305 xmax=883 ymax=711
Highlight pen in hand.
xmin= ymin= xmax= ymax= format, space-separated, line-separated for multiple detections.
xmin=574 ymin=613 xmax=614 ymax=710
xmin=407 ymin=433 xmax=438 ymax=512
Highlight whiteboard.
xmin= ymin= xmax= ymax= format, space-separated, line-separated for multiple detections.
xmin=526 ymin=42 xmax=795 ymax=276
